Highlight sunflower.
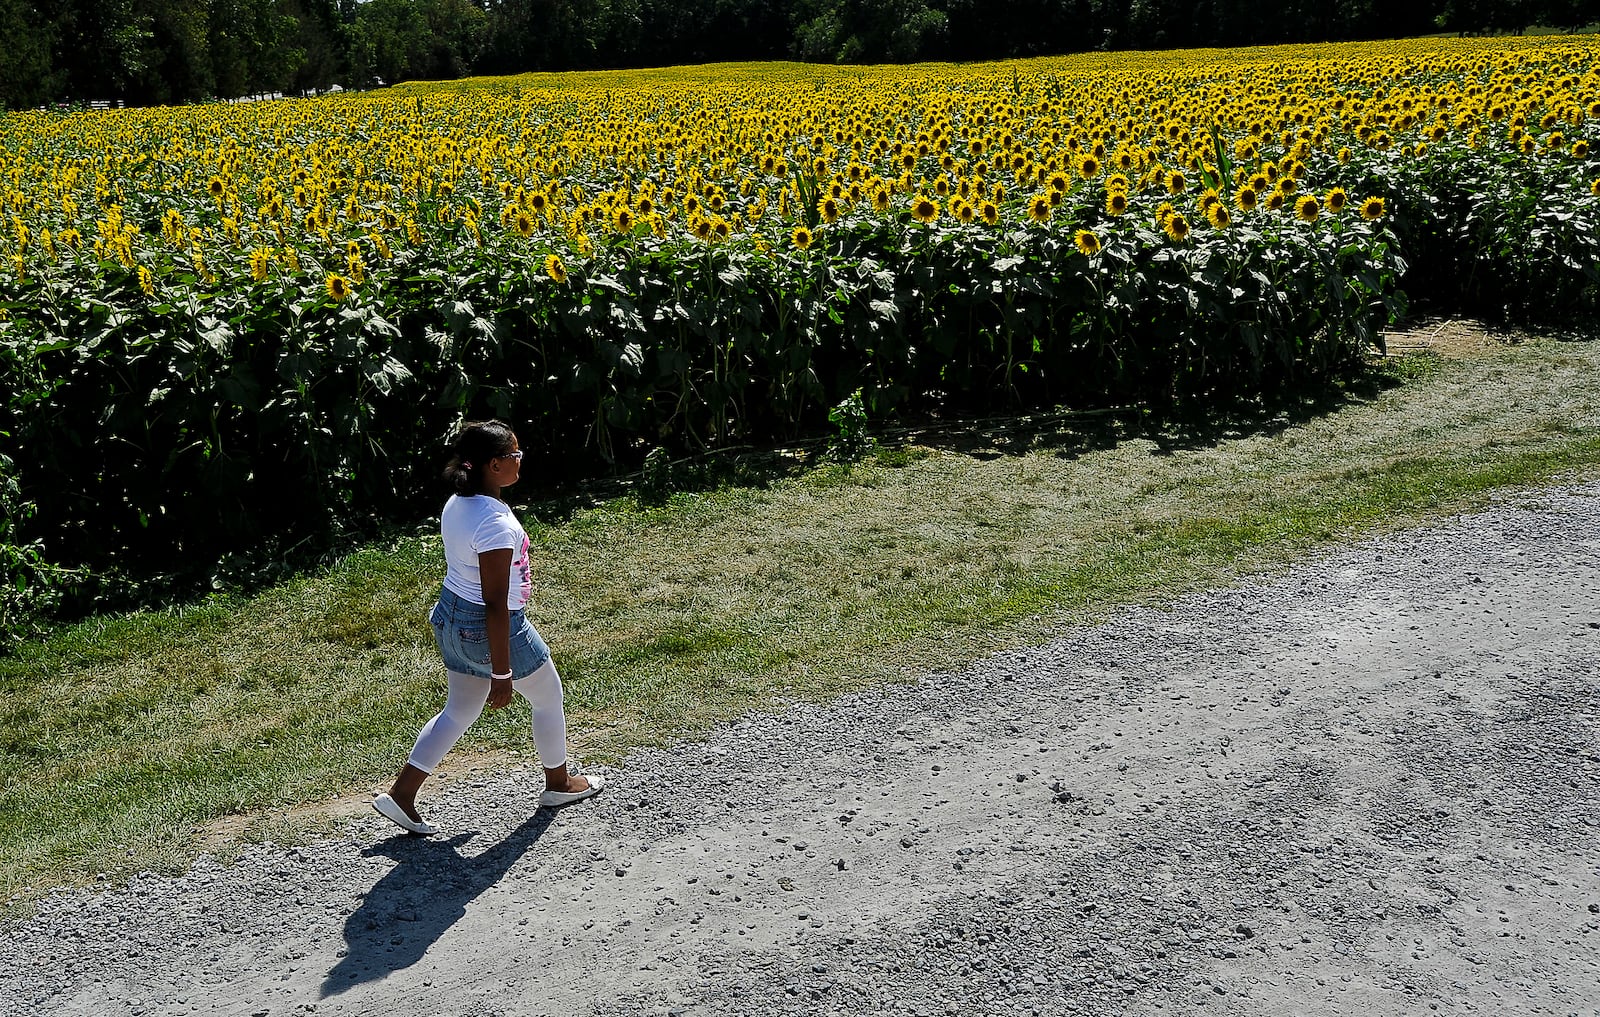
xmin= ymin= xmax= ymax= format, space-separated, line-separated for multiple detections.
xmin=980 ymin=201 xmax=1000 ymax=226
xmin=912 ymin=195 xmax=940 ymax=224
xmin=513 ymin=211 xmax=535 ymax=237
xmin=1207 ymin=203 xmax=1231 ymax=230
xmin=1164 ymin=213 xmax=1191 ymax=242
xmin=612 ymin=206 xmax=635 ymax=234
xmin=1277 ymin=177 xmax=1298 ymax=197
xmin=635 ymin=196 xmax=655 ymax=217
xmin=1295 ymin=195 xmax=1320 ymax=223
xmin=1360 ymin=196 xmax=1386 ymax=221
xmin=1048 ymin=171 xmax=1071 ymax=193
xmin=872 ymin=187 xmax=892 ymax=212
xmin=1264 ymin=191 xmax=1287 ymax=212
xmin=1593 ymin=179 xmax=1600 ymax=197
xmin=1235 ymin=185 xmax=1258 ymax=212
xmin=818 ymin=196 xmax=841 ymax=224
xmin=953 ymin=199 xmax=976 ymax=224
xmin=247 ymin=248 xmax=272 ymax=282
xmin=791 ymin=225 xmax=814 ymax=251
xmin=1026 ymin=193 xmax=1051 ymax=223
xmin=1165 ymin=171 xmax=1186 ymax=195
xmin=544 ymin=254 xmax=567 ymax=283
xmin=1574 ymin=141 xmax=1591 ymax=159
xmin=1078 ymin=155 xmax=1100 ymax=179
xmin=207 ymin=176 xmax=225 ymax=198
xmin=528 ymin=191 xmax=548 ymax=214
xmin=1105 ymin=191 xmax=1128 ymax=216
xmin=1074 ymin=230 xmax=1101 ymax=256
xmin=325 ymin=272 xmax=352 ymax=301
xmin=1198 ymin=189 xmax=1221 ymax=213
xmin=136 ymin=265 xmax=155 ymax=296
xmin=689 ymin=214 xmax=714 ymax=241
xmin=711 ymin=216 xmax=731 ymax=242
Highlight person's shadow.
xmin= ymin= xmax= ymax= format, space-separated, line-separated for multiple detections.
xmin=320 ymin=808 xmax=555 ymax=996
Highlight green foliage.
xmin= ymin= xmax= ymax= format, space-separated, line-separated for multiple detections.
xmin=1333 ymin=138 xmax=1600 ymax=321
xmin=0 ymin=441 xmax=67 ymax=650
xmin=827 ymin=388 xmax=873 ymax=461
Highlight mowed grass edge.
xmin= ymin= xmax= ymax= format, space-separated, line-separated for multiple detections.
xmin=3 ymin=333 xmax=1599 ymax=914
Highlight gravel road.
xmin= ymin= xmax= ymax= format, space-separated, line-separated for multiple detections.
xmin=4 ymin=483 xmax=1598 ymax=1017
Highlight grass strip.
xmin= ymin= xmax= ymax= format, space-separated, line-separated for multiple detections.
xmin=4 ymin=334 xmax=1600 ymax=911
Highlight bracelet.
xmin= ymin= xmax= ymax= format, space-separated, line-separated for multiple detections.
xmin=491 ymin=670 xmax=512 ymax=682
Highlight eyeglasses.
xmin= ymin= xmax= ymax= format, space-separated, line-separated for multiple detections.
xmin=498 ymin=451 xmax=524 ymax=461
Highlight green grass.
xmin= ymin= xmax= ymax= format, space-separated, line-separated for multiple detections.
xmin=5 ymin=332 xmax=1600 ymax=912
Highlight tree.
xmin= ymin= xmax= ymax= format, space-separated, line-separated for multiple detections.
xmin=348 ymin=0 xmax=484 ymax=84
xmin=135 ymin=0 xmax=214 ymax=103
xmin=0 ymin=0 xmax=63 ymax=108
xmin=1538 ymin=0 xmax=1600 ymax=30
xmin=52 ymin=0 xmax=154 ymax=100
xmin=791 ymin=0 xmax=948 ymax=63
xmin=288 ymin=0 xmax=344 ymax=92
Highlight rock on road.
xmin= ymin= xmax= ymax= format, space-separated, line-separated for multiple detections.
xmin=4 ymin=484 xmax=1599 ymax=1017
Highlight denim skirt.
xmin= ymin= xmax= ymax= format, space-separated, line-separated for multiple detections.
xmin=429 ymin=585 xmax=552 ymax=679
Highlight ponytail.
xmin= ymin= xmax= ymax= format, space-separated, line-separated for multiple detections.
xmin=443 ymin=420 xmax=517 ymax=495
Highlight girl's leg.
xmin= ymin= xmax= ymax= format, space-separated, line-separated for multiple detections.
xmin=387 ymin=670 xmax=492 ymax=820
xmin=513 ymin=658 xmax=591 ymax=794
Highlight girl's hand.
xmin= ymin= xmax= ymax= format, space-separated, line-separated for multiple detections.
xmin=487 ymin=676 xmax=515 ymax=710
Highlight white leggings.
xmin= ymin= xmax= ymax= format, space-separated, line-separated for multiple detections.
xmin=406 ymin=658 xmax=568 ymax=773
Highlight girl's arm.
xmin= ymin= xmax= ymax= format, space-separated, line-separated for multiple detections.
xmin=478 ymin=547 xmax=515 ymax=709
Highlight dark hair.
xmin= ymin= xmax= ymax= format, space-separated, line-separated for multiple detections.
xmin=443 ymin=420 xmax=517 ymax=495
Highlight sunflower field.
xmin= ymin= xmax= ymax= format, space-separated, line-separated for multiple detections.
xmin=2 ymin=37 xmax=1599 ymax=622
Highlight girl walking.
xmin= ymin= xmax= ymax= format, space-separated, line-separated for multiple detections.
xmin=374 ymin=420 xmax=602 ymax=835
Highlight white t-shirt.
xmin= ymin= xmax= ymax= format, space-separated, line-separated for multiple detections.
xmin=440 ymin=495 xmax=533 ymax=611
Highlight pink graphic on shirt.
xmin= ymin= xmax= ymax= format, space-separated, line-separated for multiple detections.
xmin=515 ymin=533 xmax=532 ymax=608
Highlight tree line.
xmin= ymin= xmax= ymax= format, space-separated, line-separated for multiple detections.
xmin=2 ymin=0 xmax=1597 ymax=109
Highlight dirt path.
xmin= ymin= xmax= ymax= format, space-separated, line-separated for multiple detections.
xmin=3 ymin=483 xmax=1598 ymax=1017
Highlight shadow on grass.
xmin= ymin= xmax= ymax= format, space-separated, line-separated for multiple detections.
xmin=320 ymin=809 xmax=554 ymax=998
xmin=832 ymin=357 xmax=1421 ymax=466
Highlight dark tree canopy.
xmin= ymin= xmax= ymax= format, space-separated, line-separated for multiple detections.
xmin=1 ymin=0 xmax=1594 ymax=108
